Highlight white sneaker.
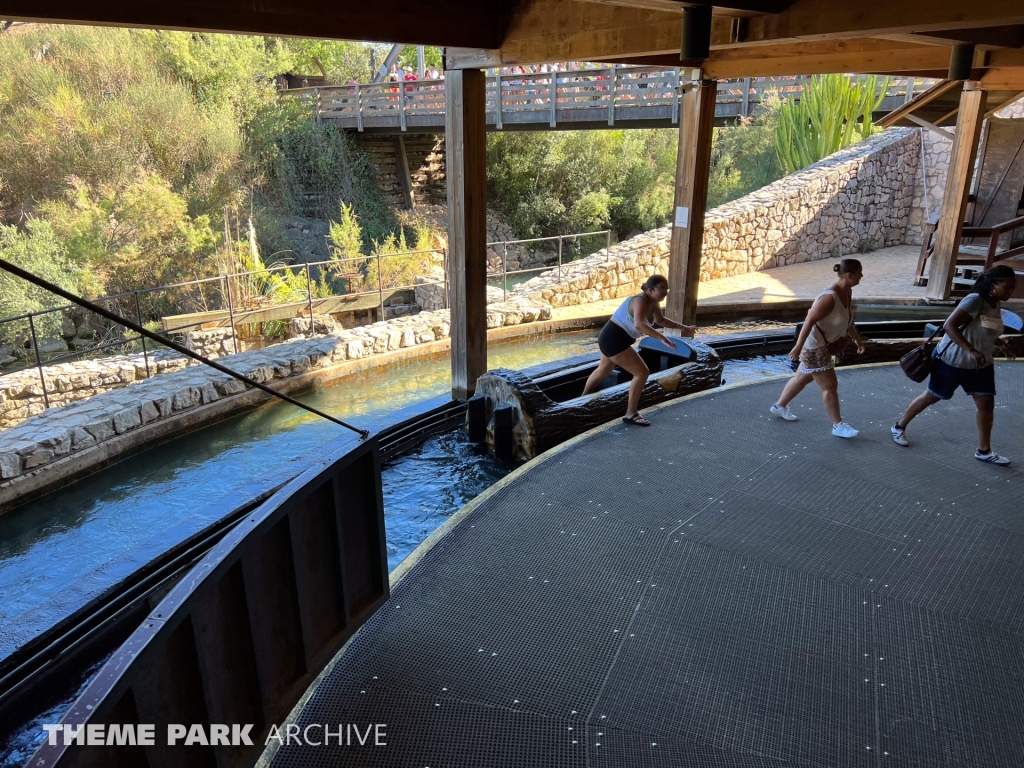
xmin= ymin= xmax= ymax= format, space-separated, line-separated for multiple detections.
xmin=832 ymin=422 xmax=858 ymax=439
xmin=975 ymin=450 xmax=1010 ymax=465
xmin=891 ymin=424 xmax=909 ymax=447
xmin=770 ymin=404 xmax=798 ymax=421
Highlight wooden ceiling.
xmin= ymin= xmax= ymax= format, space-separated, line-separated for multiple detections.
xmin=1 ymin=0 xmax=1023 ymax=87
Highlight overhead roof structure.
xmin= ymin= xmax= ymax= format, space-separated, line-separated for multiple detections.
xmin=1 ymin=0 xmax=1023 ymax=87
xmin=880 ymin=80 xmax=1024 ymax=134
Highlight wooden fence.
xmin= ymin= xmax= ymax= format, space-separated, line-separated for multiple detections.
xmin=281 ymin=67 xmax=924 ymax=133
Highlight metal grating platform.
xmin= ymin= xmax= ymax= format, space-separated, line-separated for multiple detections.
xmin=269 ymin=363 xmax=1024 ymax=767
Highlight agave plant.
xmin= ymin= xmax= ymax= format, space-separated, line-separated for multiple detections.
xmin=773 ymin=74 xmax=889 ymax=174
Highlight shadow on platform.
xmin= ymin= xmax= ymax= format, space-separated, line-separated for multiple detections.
xmin=267 ymin=362 xmax=1024 ymax=768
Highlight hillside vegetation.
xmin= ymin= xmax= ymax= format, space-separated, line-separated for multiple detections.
xmin=0 ymin=24 xmax=805 ymax=329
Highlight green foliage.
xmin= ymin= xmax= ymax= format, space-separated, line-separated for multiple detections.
xmin=284 ymin=39 xmax=374 ymax=83
xmin=487 ymin=118 xmax=783 ymax=240
xmin=487 ymin=129 xmax=678 ymax=239
xmin=397 ymin=46 xmax=443 ymax=74
xmin=0 ymin=219 xmax=97 ymax=342
xmin=261 ymin=117 xmax=395 ymax=244
xmin=0 ymin=25 xmax=243 ymax=216
xmin=0 ymin=24 xmax=398 ymax=315
xmin=774 ymin=74 xmax=889 ymax=174
xmin=708 ymin=92 xmax=785 ymax=208
xmin=40 ymin=173 xmax=219 ymax=297
xmin=365 ymin=229 xmax=434 ymax=291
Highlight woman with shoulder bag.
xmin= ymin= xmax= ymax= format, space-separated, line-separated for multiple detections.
xmin=891 ymin=265 xmax=1017 ymax=463
xmin=769 ymin=259 xmax=867 ymax=438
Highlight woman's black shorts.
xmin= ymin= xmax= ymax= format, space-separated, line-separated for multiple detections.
xmin=598 ymin=321 xmax=637 ymax=357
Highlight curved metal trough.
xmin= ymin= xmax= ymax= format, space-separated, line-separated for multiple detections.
xmin=471 ymin=338 xmax=723 ymax=462
xmin=24 ymin=435 xmax=387 ymax=768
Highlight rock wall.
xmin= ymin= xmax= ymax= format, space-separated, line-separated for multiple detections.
xmin=905 ymin=98 xmax=1023 ymax=244
xmin=0 ymin=297 xmax=552 ymax=464
xmin=906 ymin=127 xmax=953 ymax=245
xmin=0 ymin=351 xmax=197 ymax=430
xmin=514 ymin=128 xmax=921 ymax=307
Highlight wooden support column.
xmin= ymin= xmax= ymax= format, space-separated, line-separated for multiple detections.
xmin=926 ymin=84 xmax=987 ymax=301
xmin=666 ymin=78 xmax=717 ymax=326
xmin=445 ymin=68 xmax=488 ymax=401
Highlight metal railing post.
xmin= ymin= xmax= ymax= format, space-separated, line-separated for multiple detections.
xmin=224 ymin=275 xmax=239 ymax=354
xmin=134 ymin=291 xmax=150 ymax=378
xmin=606 ymin=230 xmax=612 ymax=249
xmin=496 ymin=74 xmax=503 ymax=130
xmin=399 ymin=83 xmax=407 ymax=131
xmin=557 ymin=235 xmax=563 ymax=282
xmin=503 ymin=243 xmax=508 ymax=301
xmin=356 ymin=85 xmax=364 ymax=132
xmin=305 ymin=263 xmax=316 ymax=337
xmin=376 ymin=253 xmax=385 ymax=321
xmin=608 ymin=66 xmax=617 ymax=126
xmin=443 ymin=248 xmax=449 ymax=310
xmin=314 ymin=87 xmax=322 ymax=126
xmin=549 ymin=74 xmax=557 ymax=128
xmin=27 ymin=313 xmax=50 ymax=409
xmin=672 ymin=68 xmax=681 ymax=124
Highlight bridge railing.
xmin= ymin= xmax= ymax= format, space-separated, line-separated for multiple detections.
xmin=282 ymin=68 xmax=929 ymax=131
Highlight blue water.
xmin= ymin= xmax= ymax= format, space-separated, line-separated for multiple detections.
xmin=0 ymin=332 xmax=600 ymax=635
xmin=0 ymin=327 xmax=792 ymax=767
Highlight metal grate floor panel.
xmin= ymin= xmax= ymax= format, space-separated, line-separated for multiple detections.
xmin=270 ymin=363 xmax=1024 ymax=768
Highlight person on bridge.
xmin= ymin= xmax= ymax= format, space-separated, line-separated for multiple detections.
xmin=891 ymin=265 xmax=1017 ymax=463
xmin=770 ymin=259 xmax=867 ymax=438
xmin=583 ymin=274 xmax=697 ymax=427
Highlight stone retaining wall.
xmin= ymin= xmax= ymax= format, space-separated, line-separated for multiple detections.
xmin=0 ymin=298 xmax=552 ymax=482
xmin=513 ymin=128 xmax=921 ymax=307
xmin=0 ymin=295 xmax=551 ymax=442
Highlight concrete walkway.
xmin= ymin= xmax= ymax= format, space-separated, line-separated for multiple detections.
xmin=553 ymin=245 xmax=926 ymax=322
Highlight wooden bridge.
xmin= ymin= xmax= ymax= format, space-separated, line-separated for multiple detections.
xmin=281 ymin=66 xmax=923 ymax=133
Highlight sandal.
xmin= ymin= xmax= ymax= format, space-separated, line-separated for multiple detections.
xmin=622 ymin=414 xmax=651 ymax=427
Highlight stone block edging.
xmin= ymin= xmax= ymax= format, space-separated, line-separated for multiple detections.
xmin=0 ymin=299 xmax=552 ymax=504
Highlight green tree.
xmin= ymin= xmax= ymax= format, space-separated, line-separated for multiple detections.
xmin=708 ymin=92 xmax=785 ymax=208
xmin=0 ymin=25 xmax=243 ymax=217
xmin=284 ymin=39 xmax=374 ymax=83
xmin=0 ymin=220 xmax=97 ymax=343
xmin=774 ymin=74 xmax=889 ymax=174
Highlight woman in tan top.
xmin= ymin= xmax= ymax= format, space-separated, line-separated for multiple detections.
xmin=770 ymin=259 xmax=867 ymax=438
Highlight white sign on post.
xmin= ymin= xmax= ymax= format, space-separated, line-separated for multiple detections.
xmin=674 ymin=206 xmax=689 ymax=228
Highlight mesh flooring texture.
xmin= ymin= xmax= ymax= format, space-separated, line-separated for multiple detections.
xmin=270 ymin=363 xmax=1024 ymax=768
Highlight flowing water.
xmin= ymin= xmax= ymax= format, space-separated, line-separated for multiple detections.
xmin=0 ymin=326 xmax=795 ymax=766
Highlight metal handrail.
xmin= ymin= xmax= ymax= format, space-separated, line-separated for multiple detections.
xmin=0 ymin=231 xmax=617 ymax=425
xmin=282 ymin=68 xmax=930 ymax=131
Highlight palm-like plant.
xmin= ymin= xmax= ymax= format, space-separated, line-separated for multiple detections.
xmin=774 ymin=74 xmax=889 ymax=174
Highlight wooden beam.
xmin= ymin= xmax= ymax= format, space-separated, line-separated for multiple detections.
xmin=666 ymin=79 xmax=717 ymax=327
xmin=927 ymin=85 xmax=987 ymax=300
xmin=912 ymin=25 xmax=1024 ymax=49
xmin=876 ymin=78 xmax=962 ymax=128
xmin=905 ymin=114 xmax=955 ymax=141
xmin=0 ymin=0 xmax=514 ymax=47
xmin=985 ymin=91 xmax=1024 ymax=118
xmin=491 ymin=0 xmax=1024 ymax=65
xmin=574 ymin=0 xmax=793 ymax=14
xmin=738 ymin=0 xmax=1024 ymax=47
xmin=445 ymin=69 xmax=488 ymax=401
xmin=704 ymin=42 xmax=956 ymax=77
xmin=980 ymin=68 xmax=1024 ymax=91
